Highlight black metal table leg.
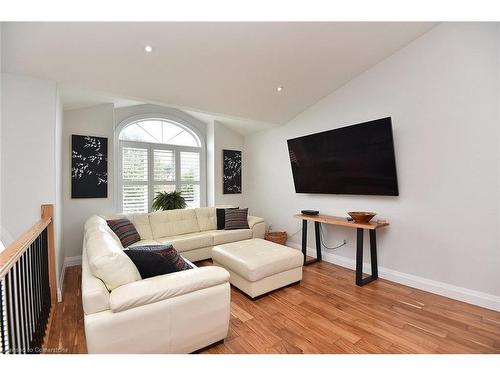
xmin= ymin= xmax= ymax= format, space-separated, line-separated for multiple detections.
xmin=301 ymin=219 xmax=322 ymax=265
xmin=301 ymin=219 xmax=307 ymax=264
xmin=314 ymin=222 xmax=322 ymax=262
xmin=369 ymin=229 xmax=378 ymax=279
xmin=355 ymin=228 xmax=379 ymax=286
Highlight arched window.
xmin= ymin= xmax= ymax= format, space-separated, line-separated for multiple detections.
xmin=117 ymin=118 xmax=205 ymax=213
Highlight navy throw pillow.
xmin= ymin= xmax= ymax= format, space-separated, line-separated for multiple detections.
xmin=124 ymin=244 xmax=192 ymax=279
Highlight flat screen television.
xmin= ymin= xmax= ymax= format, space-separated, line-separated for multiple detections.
xmin=287 ymin=117 xmax=399 ymax=196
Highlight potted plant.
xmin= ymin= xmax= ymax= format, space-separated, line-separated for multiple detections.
xmin=152 ymin=190 xmax=187 ymax=211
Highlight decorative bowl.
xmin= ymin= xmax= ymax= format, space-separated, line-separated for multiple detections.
xmin=347 ymin=211 xmax=376 ymax=223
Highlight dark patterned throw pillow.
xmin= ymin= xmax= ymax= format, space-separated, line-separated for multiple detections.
xmin=107 ymin=218 xmax=141 ymax=247
xmin=224 ymin=208 xmax=250 ymax=230
xmin=124 ymin=244 xmax=192 ymax=279
xmin=216 ymin=207 xmax=239 ymax=230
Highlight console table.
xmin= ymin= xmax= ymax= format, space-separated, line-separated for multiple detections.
xmin=294 ymin=214 xmax=389 ymax=286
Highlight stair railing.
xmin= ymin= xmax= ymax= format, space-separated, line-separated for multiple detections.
xmin=0 ymin=204 xmax=56 ymax=354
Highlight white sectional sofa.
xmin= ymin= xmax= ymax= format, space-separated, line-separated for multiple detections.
xmin=82 ymin=207 xmax=265 ymax=353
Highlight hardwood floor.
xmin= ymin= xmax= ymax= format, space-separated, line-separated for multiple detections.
xmin=47 ymin=261 xmax=500 ymax=354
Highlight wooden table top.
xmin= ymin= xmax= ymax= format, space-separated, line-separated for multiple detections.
xmin=294 ymin=213 xmax=390 ymax=230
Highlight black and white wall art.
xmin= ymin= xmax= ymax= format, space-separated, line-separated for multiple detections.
xmin=71 ymin=135 xmax=108 ymax=198
xmin=223 ymin=149 xmax=242 ymax=194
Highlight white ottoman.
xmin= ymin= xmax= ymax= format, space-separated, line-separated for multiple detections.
xmin=212 ymin=238 xmax=303 ymax=298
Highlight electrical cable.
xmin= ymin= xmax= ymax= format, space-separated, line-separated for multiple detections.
xmin=287 ymin=227 xmax=303 ymax=239
xmin=319 ymin=223 xmax=346 ymax=250
xmin=283 ymin=222 xmax=346 ymax=251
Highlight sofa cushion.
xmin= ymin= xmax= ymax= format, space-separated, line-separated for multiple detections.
xmin=195 ymin=207 xmax=217 ymax=231
xmin=125 ymin=244 xmax=192 ymax=279
xmin=126 ymin=213 xmax=154 ymax=240
xmin=109 ymin=266 xmax=230 ymax=313
xmin=157 ymin=232 xmax=213 ymax=252
xmin=209 ymin=229 xmax=253 ymax=245
xmin=149 ymin=208 xmax=200 ymax=238
xmin=107 ymin=218 xmax=141 ymax=247
xmin=85 ymin=227 xmax=141 ymax=290
xmin=224 ymin=208 xmax=249 ymax=230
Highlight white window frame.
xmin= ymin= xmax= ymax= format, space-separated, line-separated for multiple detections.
xmin=115 ymin=115 xmax=207 ymax=213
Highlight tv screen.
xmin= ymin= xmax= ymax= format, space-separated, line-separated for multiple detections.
xmin=287 ymin=117 xmax=399 ymax=196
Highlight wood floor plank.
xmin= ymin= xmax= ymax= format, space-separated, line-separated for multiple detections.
xmin=44 ymin=262 xmax=500 ymax=354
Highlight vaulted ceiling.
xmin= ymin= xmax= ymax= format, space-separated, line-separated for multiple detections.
xmin=2 ymin=22 xmax=436 ymax=125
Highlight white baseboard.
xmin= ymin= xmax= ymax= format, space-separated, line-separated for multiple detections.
xmin=57 ymin=255 xmax=83 ymax=302
xmin=64 ymin=255 xmax=83 ymax=267
xmin=287 ymin=241 xmax=500 ymax=312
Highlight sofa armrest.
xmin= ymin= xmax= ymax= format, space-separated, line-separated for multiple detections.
xmin=247 ymin=215 xmax=264 ymax=229
xmin=82 ymin=251 xmax=110 ymax=315
xmin=109 ymin=266 xmax=230 ymax=313
xmin=82 ymin=275 xmax=111 ymax=315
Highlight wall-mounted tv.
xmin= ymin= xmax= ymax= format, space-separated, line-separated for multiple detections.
xmin=287 ymin=117 xmax=399 ymax=196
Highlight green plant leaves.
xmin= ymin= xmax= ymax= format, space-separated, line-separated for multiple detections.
xmin=151 ymin=190 xmax=187 ymax=211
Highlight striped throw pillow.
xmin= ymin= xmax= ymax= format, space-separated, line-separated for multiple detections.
xmin=224 ymin=208 xmax=250 ymax=230
xmin=216 ymin=207 xmax=239 ymax=229
xmin=107 ymin=218 xmax=141 ymax=247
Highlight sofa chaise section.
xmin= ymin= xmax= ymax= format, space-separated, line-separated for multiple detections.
xmin=82 ymin=214 xmax=231 ymax=353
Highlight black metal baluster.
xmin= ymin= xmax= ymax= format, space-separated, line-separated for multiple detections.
xmin=29 ymin=244 xmax=37 ymax=350
xmin=29 ymin=248 xmax=35 ymax=344
xmin=19 ymin=253 xmax=30 ymax=354
xmin=14 ymin=264 xmax=24 ymax=353
xmin=38 ymin=234 xmax=45 ymax=352
xmin=5 ymin=271 xmax=16 ymax=353
xmin=34 ymin=234 xmax=42 ymax=350
xmin=27 ymin=247 xmax=34 ymax=350
xmin=0 ymin=278 xmax=6 ymax=354
xmin=22 ymin=253 xmax=32 ymax=354
xmin=41 ymin=229 xmax=50 ymax=335
xmin=16 ymin=259 xmax=26 ymax=353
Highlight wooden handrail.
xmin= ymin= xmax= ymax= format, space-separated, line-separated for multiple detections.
xmin=0 ymin=218 xmax=51 ymax=279
xmin=0 ymin=205 xmax=56 ymax=306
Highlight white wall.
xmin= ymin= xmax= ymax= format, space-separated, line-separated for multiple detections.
xmin=1 ymin=73 xmax=58 ymax=241
xmin=1 ymin=73 xmax=65 ymax=290
xmin=211 ymin=121 xmax=247 ymax=208
xmin=62 ymin=104 xmax=115 ymax=260
xmin=245 ymin=23 xmax=500 ymax=309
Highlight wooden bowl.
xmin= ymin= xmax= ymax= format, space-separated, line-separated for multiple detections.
xmin=348 ymin=211 xmax=376 ymax=223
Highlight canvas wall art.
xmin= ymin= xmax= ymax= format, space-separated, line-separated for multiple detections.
xmin=71 ymin=135 xmax=108 ymax=198
xmin=223 ymin=149 xmax=242 ymax=194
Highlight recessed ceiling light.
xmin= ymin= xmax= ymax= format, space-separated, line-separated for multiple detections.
xmin=276 ymin=86 xmax=283 ymax=92
xmin=144 ymin=45 xmax=153 ymax=53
